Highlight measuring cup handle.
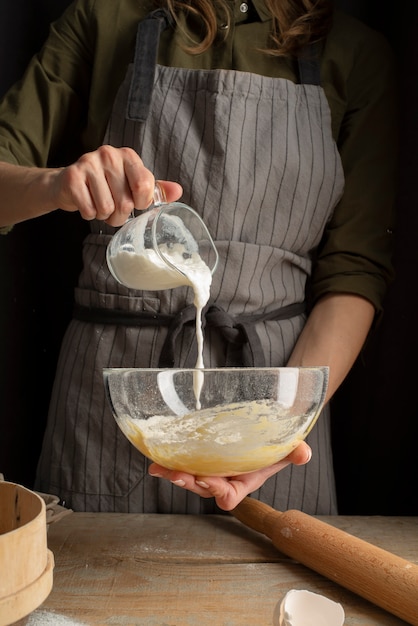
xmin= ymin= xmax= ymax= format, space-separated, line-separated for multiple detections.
xmin=153 ymin=182 xmax=167 ymax=207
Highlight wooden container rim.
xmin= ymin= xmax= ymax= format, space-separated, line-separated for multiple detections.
xmin=0 ymin=481 xmax=45 ymax=537
xmin=0 ymin=481 xmax=53 ymax=625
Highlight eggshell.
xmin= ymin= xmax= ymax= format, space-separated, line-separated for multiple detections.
xmin=273 ymin=589 xmax=345 ymax=626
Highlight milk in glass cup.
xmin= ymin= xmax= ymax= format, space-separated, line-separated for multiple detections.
xmin=106 ymin=184 xmax=218 ymax=291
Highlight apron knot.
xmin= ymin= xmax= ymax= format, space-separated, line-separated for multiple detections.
xmin=204 ymin=305 xmax=265 ymax=367
xmin=158 ymin=302 xmax=306 ymax=368
xmin=158 ymin=303 xmax=266 ymax=368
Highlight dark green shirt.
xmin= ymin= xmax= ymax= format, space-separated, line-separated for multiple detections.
xmin=0 ymin=0 xmax=398 ymax=314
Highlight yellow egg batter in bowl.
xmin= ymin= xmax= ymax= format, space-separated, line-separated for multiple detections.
xmin=103 ymin=367 xmax=328 ymax=476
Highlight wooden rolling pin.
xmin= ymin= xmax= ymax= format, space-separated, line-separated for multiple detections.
xmin=231 ymin=497 xmax=418 ymax=625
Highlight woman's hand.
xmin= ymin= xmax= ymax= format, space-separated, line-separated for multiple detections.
xmin=148 ymin=442 xmax=312 ymax=511
xmin=52 ymin=145 xmax=183 ymax=226
xmin=0 ymin=146 xmax=183 ymax=228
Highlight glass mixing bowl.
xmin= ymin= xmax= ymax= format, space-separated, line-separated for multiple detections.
xmin=103 ymin=366 xmax=329 ymax=476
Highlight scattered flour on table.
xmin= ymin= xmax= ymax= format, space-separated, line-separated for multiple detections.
xmin=25 ymin=610 xmax=87 ymax=625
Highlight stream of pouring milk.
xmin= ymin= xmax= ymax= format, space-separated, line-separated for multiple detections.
xmin=110 ymin=242 xmax=211 ymax=407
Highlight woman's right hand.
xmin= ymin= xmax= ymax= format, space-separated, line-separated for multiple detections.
xmin=149 ymin=442 xmax=313 ymax=512
xmin=52 ymin=145 xmax=183 ymax=226
xmin=0 ymin=146 xmax=183 ymax=228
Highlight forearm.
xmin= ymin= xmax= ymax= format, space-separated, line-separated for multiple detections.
xmin=287 ymin=293 xmax=375 ymax=402
xmin=0 ymin=148 xmax=183 ymax=229
xmin=0 ymin=162 xmax=60 ymax=227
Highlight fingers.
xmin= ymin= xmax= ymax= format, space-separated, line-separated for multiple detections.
xmin=148 ymin=464 xmax=215 ymax=498
xmin=284 ymin=441 xmax=312 ymax=466
xmin=148 ymin=442 xmax=313 ymax=512
xmin=56 ymin=145 xmax=183 ymax=225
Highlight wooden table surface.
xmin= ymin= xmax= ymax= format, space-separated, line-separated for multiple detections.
xmin=23 ymin=512 xmax=418 ymax=625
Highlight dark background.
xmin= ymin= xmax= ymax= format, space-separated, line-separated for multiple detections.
xmin=0 ymin=1 xmax=417 ymax=515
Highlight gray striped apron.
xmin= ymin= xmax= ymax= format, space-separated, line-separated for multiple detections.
xmin=35 ymin=10 xmax=344 ymax=514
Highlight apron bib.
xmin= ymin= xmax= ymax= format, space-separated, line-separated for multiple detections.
xmin=36 ymin=10 xmax=344 ymax=514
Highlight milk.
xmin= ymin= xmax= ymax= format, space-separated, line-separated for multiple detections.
xmin=109 ymin=242 xmax=212 ymax=407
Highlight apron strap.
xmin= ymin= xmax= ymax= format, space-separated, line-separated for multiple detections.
xmin=73 ymin=302 xmax=306 ymax=368
xmin=297 ymin=42 xmax=322 ymax=86
xmin=72 ymin=304 xmax=174 ymax=327
xmin=127 ymin=8 xmax=174 ymax=122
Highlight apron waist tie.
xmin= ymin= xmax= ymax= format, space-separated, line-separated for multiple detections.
xmin=73 ymin=301 xmax=306 ymax=367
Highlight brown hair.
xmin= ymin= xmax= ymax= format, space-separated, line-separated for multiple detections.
xmin=159 ymin=0 xmax=334 ymax=56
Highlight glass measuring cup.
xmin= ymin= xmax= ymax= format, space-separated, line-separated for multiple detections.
xmin=106 ymin=185 xmax=219 ymax=291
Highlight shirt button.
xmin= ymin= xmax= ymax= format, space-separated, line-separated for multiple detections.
xmin=240 ymin=3 xmax=249 ymax=13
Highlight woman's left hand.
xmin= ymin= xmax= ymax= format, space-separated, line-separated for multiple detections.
xmin=148 ymin=441 xmax=312 ymax=511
